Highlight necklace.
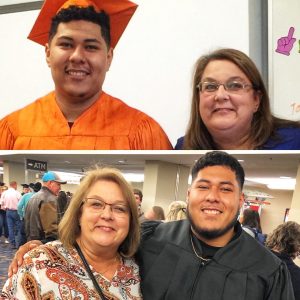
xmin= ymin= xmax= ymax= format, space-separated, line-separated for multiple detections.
xmin=97 ymin=255 xmax=120 ymax=275
xmin=76 ymin=240 xmax=120 ymax=275
xmin=190 ymin=236 xmax=211 ymax=262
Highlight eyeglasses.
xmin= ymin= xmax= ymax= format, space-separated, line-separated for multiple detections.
xmin=83 ymin=198 xmax=129 ymax=217
xmin=197 ymin=81 xmax=253 ymax=94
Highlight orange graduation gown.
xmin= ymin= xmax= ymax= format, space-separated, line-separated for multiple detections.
xmin=0 ymin=91 xmax=172 ymax=150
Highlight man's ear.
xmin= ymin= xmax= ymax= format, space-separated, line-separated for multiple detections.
xmin=239 ymin=192 xmax=245 ymax=209
xmin=106 ymin=47 xmax=113 ymax=71
xmin=45 ymin=43 xmax=51 ymax=67
xmin=186 ymin=188 xmax=191 ymax=204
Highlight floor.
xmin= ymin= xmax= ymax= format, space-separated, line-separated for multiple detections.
xmin=0 ymin=237 xmax=16 ymax=290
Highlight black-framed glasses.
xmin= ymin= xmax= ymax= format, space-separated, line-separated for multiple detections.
xmin=83 ymin=198 xmax=129 ymax=217
xmin=197 ymin=81 xmax=253 ymax=94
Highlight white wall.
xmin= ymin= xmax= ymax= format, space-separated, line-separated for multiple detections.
xmin=0 ymin=0 xmax=250 ymax=146
xmin=0 ymin=0 xmax=40 ymax=4
xmin=268 ymin=0 xmax=300 ymax=120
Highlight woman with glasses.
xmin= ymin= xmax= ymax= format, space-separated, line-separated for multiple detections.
xmin=1 ymin=168 xmax=142 ymax=299
xmin=175 ymin=48 xmax=300 ymax=149
xmin=266 ymin=221 xmax=300 ymax=300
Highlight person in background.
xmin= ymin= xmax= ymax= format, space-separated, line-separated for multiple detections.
xmin=176 ymin=48 xmax=300 ymax=150
xmin=17 ymin=182 xmax=42 ymax=246
xmin=25 ymin=172 xmax=66 ymax=242
xmin=66 ymin=191 xmax=73 ymax=200
xmin=17 ymin=182 xmax=42 ymax=221
xmin=165 ymin=200 xmax=187 ymax=222
xmin=0 ymin=0 xmax=172 ymax=150
xmin=1 ymin=167 xmax=142 ymax=299
xmin=240 ymin=207 xmax=266 ymax=245
xmin=133 ymin=188 xmax=144 ymax=219
xmin=0 ymin=184 xmax=9 ymax=244
xmin=20 ymin=184 xmax=30 ymax=196
xmin=141 ymin=206 xmax=165 ymax=223
xmin=266 ymin=221 xmax=300 ymax=300
xmin=0 ymin=181 xmax=22 ymax=249
xmin=57 ymin=190 xmax=71 ymax=223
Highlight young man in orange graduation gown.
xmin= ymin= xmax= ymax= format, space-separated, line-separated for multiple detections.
xmin=0 ymin=0 xmax=172 ymax=150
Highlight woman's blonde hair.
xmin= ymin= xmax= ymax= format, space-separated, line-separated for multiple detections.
xmin=165 ymin=200 xmax=187 ymax=222
xmin=58 ymin=167 xmax=140 ymax=257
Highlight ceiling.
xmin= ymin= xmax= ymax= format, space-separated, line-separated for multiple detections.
xmin=0 ymin=151 xmax=299 ymax=182
xmin=0 ymin=1 xmax=42 ymax=14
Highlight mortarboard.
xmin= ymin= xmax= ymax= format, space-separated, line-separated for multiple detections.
xmin=21 ymin=183 xmax=30 ymax=188
xmin=28 ymin=0 xmax=138 ymax=48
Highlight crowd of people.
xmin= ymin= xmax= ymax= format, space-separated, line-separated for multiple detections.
xmin=0 ymin=172 xmax=72 ymax=251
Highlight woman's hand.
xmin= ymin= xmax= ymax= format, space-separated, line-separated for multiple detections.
xmin=8 ymin=240 xmax=42 ymax=277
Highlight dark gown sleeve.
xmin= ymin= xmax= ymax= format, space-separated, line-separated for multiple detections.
xmin=140 ymin=220 xmax=162 ymax=241
xmin=266 ymin=262 xmax=295 ymax=300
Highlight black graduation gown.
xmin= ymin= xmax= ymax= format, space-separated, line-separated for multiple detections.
xmin=137 ymin=220 xmax=295 ymax=300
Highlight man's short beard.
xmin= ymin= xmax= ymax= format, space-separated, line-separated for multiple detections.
xmin=187 ymin=208 xmax=240 ymax=240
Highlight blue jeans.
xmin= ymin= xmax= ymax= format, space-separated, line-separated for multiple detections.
xmin=0 ymin=209 xmax=8 ymax=238
xmin=6 ymin=210 xmax=21 ymax=247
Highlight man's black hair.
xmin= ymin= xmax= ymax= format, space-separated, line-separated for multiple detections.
xmin=49 ymin=5 xmax=111 ymax=48
xmin=191 ymin=151 xmax=245 ymax=189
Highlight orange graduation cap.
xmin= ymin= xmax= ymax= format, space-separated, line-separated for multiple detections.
xmin=27 ymin=0 xmax=138 ymax=48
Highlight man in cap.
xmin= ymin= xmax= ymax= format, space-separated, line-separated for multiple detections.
xmin=25 ymin=172 xmax=66 ymax=242
xmin=0 ymin=0 xmax=172 ymax=150
xmin=20 ymin=184 xmax=31 ymax=196
xmin=17 ymin=182 xmax=42 ymax=245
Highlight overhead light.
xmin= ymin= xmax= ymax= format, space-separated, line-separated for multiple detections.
xmin=118 ymin=160 xmax=127 ymax=164
xmin=246 ymin=177 xmax=296 ymax=190
xmin=55 ymin=171 xmax=83 ymax=185
xmin=54 ymin=171 xmax=144 ymax=184
xmin=123 ymin=172 xmax=144 ymax=182
xmin=238 ymin=159 xmax=244 ymax=162
xmin=188 ymin=174 xmax=192 ymax=185
xmin=267 ymin=182 xmax=295 ymax=190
